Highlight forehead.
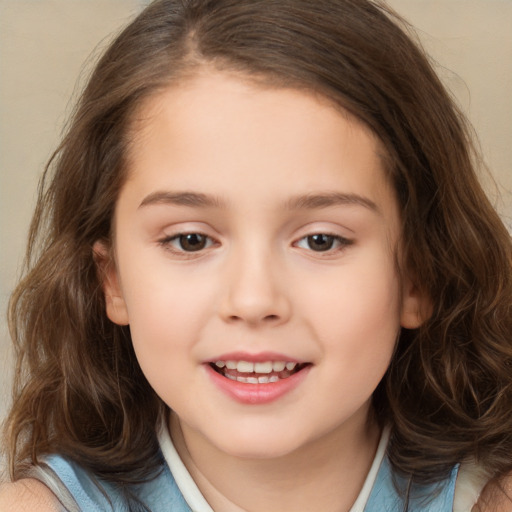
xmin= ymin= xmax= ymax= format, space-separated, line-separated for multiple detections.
xmin=129 ymin=69 xmax=386 ymax=157
xmin=120 ymin=70 xmax=396 ymax=222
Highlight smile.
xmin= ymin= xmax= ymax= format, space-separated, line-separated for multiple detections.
xmin=210 ymin=360 xmax=308 ymax=384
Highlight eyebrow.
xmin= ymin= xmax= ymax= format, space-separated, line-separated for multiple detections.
xmin=139 ymin=191 xmax=225 ymax=209
xmin=138 ymin=190 xmax=379 ymax=214
xmin=285 ymin=192 xmax=379 ymax=214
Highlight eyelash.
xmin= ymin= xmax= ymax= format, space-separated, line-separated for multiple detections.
xmin=158 ymin=232 xmax=353 ymax=257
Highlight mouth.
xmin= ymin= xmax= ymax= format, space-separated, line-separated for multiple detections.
xmin=209 ymin=359 xmax=310 ymax=384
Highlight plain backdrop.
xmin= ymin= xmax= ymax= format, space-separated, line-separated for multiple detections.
xmin=1 ymin=0 xmax=511 ymax=448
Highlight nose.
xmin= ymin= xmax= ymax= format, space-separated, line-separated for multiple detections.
xmin=219 ymin=246 xmax=292 ymax=327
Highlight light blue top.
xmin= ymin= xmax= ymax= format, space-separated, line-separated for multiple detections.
xmin=43 ymin=451 xmax=458 ymax=511
xmin=43 ymin=453 xmax=190 ymax=511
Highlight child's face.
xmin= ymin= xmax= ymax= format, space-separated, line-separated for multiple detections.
xmin=99 ymin=71 xmax=425 ymax=459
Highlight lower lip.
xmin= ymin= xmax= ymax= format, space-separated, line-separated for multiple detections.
xmin=205 ymin=364 xmax=310 ymax=405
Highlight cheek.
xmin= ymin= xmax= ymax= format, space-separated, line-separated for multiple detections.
xmin=298 ymin=254 xmax=401 ymax=383
xmin=302 ymin=252 xmax=401 ymax=329
xmin=118 ymin=261 xmax=219 ymax=377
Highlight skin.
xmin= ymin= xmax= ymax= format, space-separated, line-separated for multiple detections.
xmin=474 ymin=479 xmax=512 ymax=512
xmin=96 ymin=70 xmax=428 ymax=511
xmin=0 ymin=479 xmax=61 ymax=511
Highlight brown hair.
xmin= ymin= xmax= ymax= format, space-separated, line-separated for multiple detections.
xmin=4 ymin=0 xmax=512 ymax=490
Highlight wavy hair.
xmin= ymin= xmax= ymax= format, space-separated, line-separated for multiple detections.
xmin=4 ymin=0 xmax=512 ymax=490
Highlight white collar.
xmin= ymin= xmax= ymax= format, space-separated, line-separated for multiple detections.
xmin=158 ymin=422 xmax=389 ymax=512
xmin=158 ymin=421 xmax=215 ymax=512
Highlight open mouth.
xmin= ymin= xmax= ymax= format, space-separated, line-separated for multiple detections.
xmin=209 ymin=360 xmax=310 ymax=384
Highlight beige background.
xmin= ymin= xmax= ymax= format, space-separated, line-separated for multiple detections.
xmin=1 ymin=1 xmax=511 ymax=439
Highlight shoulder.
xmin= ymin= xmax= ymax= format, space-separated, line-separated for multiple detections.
xmin=0 ymin=478 xmax=61 ymax=511
xmin=472 ymin=474 xmax=512 ymax=512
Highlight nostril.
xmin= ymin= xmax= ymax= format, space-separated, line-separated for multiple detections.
xmin=227 ymin=314 xmax=279 ymax=321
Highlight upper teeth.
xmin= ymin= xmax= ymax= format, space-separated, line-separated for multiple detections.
xmin=215 ymin=360 xmax=297 ymax=373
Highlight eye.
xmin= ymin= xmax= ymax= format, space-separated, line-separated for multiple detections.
xmin=161 ymin=233 xmax=214 ymax=252
xmin=295 ymin=233 xmax=352 ymax=252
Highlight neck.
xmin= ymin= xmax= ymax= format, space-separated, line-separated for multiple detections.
xmin=170 ymin=411 xmax=381 ymax=512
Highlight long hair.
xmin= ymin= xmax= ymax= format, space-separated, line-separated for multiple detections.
xmin=4 ymin=0 xmax=512 ymax=488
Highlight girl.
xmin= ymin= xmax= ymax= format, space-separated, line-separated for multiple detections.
xmin=1 ymin=0 xmax=512 ymax=510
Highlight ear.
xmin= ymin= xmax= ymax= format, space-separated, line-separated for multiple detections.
xmin=400 ymin=277 xmax=432 ymax=329
xmin=93 ymin=240 xmax=129 ymax=326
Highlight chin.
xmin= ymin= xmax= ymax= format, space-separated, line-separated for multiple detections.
xmin=210 ymin=429 xmax=307 ymax=460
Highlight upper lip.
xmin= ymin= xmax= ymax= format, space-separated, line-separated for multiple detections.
xmin=206 ymin=351 xmax=305 ymax=364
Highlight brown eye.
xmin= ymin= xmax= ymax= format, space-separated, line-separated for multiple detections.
xmin=159 ymin=232 xmax=216 ymax=256
xmin=178 ymin=233 xmax=208 ymax=251
xmin=295 ymin=233 xmax=352 ymax=253
xmin=306 ymin=234 xmax=335 ymax=251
